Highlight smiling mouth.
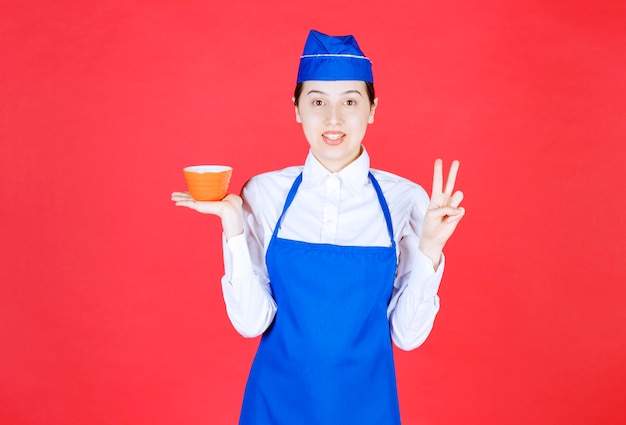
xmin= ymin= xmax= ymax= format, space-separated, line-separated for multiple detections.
xmin=322 ymin=132 xmax=345 ymax=145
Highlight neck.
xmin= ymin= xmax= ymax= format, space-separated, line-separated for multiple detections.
xmin=314 ymin=146 xmax=364 ymax=173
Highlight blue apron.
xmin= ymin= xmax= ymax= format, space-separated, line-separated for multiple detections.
xmin=239 ymin=172 xmax=401 ymax=425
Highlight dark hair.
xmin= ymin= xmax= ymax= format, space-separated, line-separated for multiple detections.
xmin=293 ymin=81 xmax=376 ymax=107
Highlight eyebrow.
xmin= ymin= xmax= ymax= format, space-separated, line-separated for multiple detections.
xmin=306 ymin=89 xmax=363 ymax=97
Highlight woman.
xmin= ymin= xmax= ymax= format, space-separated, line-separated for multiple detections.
xmin=172 ymin=29 xmax=465 ymax=425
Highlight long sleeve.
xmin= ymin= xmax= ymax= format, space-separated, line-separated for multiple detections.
xmin=221 ymin=233 xmax=276 ymax=338
xmin=387 ymin=184 xmax=445 ymax=351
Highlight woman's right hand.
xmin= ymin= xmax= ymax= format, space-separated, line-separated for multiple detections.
xmin=171 ymin=192 xmax=244 ymax=240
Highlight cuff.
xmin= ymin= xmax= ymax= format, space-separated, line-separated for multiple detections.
xmin=409 ymin=249 xmax=445 ymax=302
xmin=222 ymin=233 xmax=254 ymax=281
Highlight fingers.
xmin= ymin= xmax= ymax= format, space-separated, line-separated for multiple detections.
xmin=431 ymin=159 xmax=460 ymax=200
xmin=171 ymin=191 xmax=192 ymax=201
xmin=444 ymin=160 xmax=460 ymax=196
xmin=432 ymin=158 xmax=443 ymax=196
xmin=171 ymin=191 xmax=206 ymax=211
xmin=171 ymin=191 xmax=244 ymax=218
xmin=174 ymin=199 xmax=200 ymax=209
xmin=446 ymin=207 xmax=465 ymax=223
xmin=427 ymin=207 xmax=465 ymax=223
xmin=450 ymin=190 xmax=464 ymax=208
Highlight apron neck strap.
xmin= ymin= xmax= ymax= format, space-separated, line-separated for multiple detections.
xmin=368 ymin=172 xmax=395 ymax=242
xmin=271 ymin=172 xmax=395 ymax=243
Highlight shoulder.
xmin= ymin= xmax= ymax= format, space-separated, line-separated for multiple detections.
xmin=369 ymin=168 xmax=430 ymax=207
xmin=244 ymin=166 xmax=303 ymax=195
xmin=242 ymin=166 xmax=303 ymax=213
xmin=369 ymin=168 xmax=431 ymax=237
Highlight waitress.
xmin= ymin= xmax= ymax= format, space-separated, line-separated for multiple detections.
xmin=172 ymin=29 xmax=465 ymax=425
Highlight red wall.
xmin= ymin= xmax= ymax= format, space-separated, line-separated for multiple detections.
xmin=1 ymin=1 xmax=625 ymax=424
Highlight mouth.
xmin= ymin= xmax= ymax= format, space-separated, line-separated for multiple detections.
xmin=322 ymin=131 xmax=345 ymax=145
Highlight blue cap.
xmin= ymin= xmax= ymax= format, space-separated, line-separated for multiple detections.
xmin=296 ymin=30 xmax=373 ymax=83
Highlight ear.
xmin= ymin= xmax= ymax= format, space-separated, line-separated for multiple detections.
xmin=293 ymin=97 xmax=302 ymax=123
xmin=368 ymin=97 xmax=378 ymax=124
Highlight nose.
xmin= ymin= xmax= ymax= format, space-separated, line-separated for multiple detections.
xmin=326 ymin=103 xmax=342 ymax=125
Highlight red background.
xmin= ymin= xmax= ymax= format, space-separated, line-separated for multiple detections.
xmin=1 ymin=1 xmax=625 ymax=424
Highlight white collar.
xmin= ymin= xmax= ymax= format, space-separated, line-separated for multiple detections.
xmin=300 ymin=146 xmax=371 ymax=192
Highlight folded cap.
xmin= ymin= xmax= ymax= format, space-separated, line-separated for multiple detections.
xmin=297 ymin=30 xmax=373 ymax=83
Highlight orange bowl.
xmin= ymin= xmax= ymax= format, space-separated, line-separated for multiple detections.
xmin=183 ymin=165 xmax=232 ymax=201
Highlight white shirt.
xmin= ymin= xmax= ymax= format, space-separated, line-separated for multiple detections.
xmin=221 ymin=148 xmax=444 ymax=350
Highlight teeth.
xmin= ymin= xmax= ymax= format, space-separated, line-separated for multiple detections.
xmin=324 ymin=133 xmax=343 ymax=140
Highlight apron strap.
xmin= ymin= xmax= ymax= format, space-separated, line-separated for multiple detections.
xmin=271 ymin=173 xmax=303 ymax=240
xmin=368 ymin=172 xmax=395 ymax=244
xmin=271 ymin=171 xmax=395 ymax=245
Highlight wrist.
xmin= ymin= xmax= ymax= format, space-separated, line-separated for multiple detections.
xmin=418 ymin=239 xmax=443 ymax=270
xmin=219 ymin=203 xmax=244 ymax=240
xmin=221 ymin=214 xmax=243 ymax=240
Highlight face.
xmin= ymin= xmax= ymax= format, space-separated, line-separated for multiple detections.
xmin=294 ymin=80 xmax=377 ymax=172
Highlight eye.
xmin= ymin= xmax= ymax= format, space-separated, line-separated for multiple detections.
xmin=344 ymin=99 xmax=357 ymax=106
xmin=312 ymin=99 xmax=325 ymax=106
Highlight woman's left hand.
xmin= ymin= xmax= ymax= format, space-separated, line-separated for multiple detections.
xmin=419 ymin=159 xmax=465 ymax=270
